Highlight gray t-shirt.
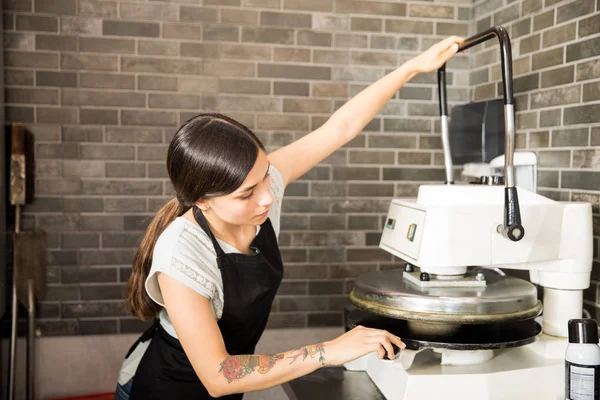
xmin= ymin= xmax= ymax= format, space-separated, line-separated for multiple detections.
xmin=118 ymin=165 xmax=285 ymax=385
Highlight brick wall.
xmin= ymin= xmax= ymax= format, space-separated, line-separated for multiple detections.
xmin=469 ymin=0 xmax=600 ymax=320
xmin=2 ymin=0 xmax=597 ymax=336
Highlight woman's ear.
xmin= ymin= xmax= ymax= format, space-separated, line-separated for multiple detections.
xmin=195 ymin=198 xmax=210 ymax=211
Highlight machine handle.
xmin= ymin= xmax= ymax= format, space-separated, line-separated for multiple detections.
xmin=437 ymin=25 xmax=524 ymax=242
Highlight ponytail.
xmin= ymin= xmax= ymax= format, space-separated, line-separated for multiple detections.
xmin=126 ymin=198 xmax=188 ymax=320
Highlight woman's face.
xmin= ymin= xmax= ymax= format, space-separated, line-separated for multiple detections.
xmin=202 ymin=150 xmax=274 ymax=226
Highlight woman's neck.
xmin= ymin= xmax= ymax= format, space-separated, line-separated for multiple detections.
xmin=184 ymin=208 xmax=256 ymax=254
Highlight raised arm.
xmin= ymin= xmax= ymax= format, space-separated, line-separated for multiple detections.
xmin=158 ymin=273 xmax=404 ymax=397
xmin=268 ymin=35 xmax=462 ymax=186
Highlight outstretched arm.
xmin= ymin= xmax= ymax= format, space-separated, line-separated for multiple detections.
xmin=268 ymin=35 xmax=462 ymax=186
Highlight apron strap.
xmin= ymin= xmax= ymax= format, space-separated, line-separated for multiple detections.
xmin=192 ymin=206 xmax=226 ymax=258
xmin=125 ymin=318 xmax=160 ymax=359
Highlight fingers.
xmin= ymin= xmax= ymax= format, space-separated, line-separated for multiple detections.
xmin=364 ymin=329 xmax=406 ymax=349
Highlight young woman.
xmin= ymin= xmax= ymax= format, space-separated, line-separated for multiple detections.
xmin=115 ymin=36 xmax=462 ymax=400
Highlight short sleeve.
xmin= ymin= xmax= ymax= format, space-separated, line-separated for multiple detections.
xmin=144 ymin=221 xmax=219 ymax=310
xmin=268 ymin=165 xmax=285 ymax=238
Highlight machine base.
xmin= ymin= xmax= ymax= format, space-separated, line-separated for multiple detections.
xmin=344 ymin=334 xmax=567 ymax=400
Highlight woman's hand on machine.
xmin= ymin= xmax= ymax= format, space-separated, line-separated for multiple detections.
xmin=323 ymin=325 xmax=406 ymax=366
xmin=406 ymin=35 xmax=464 ymax=74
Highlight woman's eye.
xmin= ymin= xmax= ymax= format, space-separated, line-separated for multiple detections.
xmin=241 ymin=192 xmax=253 ymax=200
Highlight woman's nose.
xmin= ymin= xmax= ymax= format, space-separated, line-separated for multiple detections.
xmin=258 ymin=185 xmax=274 ymax=207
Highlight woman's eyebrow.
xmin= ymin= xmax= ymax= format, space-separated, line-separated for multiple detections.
xmin=238 ymin=162 xmax=270 ymax=193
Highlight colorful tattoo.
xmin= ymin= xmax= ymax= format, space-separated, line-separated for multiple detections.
xmin=220 ymin=354 xmax=284 ymax=383
xmin=288 ymin=343 xmax=326 ymax=366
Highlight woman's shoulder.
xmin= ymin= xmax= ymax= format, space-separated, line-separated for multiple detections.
xmin=153 ymin=217 xmax=217 ymax=268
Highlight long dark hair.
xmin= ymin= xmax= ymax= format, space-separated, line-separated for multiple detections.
xmin=127 ymin=113 xmax=265 ymax=320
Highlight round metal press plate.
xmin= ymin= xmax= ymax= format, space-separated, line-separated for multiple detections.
xmin=350 ymin=269 xmax=542 ymax=324
xmin=346 ymin=307 xmax=542 ymax=351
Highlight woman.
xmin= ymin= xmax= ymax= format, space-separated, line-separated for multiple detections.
xmin=115 ymin=36 xmax=462 ymax=400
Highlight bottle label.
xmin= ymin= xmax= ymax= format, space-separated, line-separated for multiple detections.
xmin=566 ymin=361 xmax=599 ymax=400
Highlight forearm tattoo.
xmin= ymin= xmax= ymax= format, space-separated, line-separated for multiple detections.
xmin=219 ymin=344 xmax=326 ymax=383
xmin=288 ymin=344 xmax=326 ymax=366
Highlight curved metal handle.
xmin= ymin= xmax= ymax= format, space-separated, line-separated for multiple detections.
xmin=437 ymin=25 xmax=524 ymax=242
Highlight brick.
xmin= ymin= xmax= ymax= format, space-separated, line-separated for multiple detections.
xmin=138 ymin=145 xmax=168 ymax=161
xmin=37 ymin=178 xmax=81 ymax=195
xmin=298 ymin=31 xmax=332 ymax=47
xmin=583 ymin=82 xmax=600 ymax=102
xmin=79 ymin=37 xmax=134 ymax=54
xmin=543 ymin=23 xmax=576 ymax=47
xmin=533 ymin=9 xmax=554 ymax=31
xmin=242 ymin=27 xmax=294 ymax=44
xmin=106 ymin=127 xmax=162 ymax=144
xmin=79 ymin=0 xmax=117 ymax=18
xmin=473 ymin=0 xmax=502 ymax=18
xmin=576 ymin=59 xmax=600 ymax=81
xmin=338 ymin=0 xmax=405 ymax=16
xmin=178 ymin=77 xmax=219 ymax=93
xmin=203 ymin=25 xmax=239 ymax=42
xmin=63 ymin=160 xmax=104 ymax=177
xmin=120 ymin=2 xmax=178 ymax=21
xmin=122 ymin=57 xmax=200 ymax=75
xmin=222 ymin=9 xmax=258 ymax=25
xmin=35 ymin=0 xmax=76 ymax=14
xmin=557 ymin=0 xmax=596 ymax=24
xmin=573 ymin=150 xmax=600 ymax=169
xmin=522 ymin=0 xmax=543 ymax=14
xmin=6 ymin=107 xmax=34 ymax=123
xmin=333 ymin=166 xmax=378 ymax=180
xmin=351 ymin=17 xmax=382 ymax=32
xmin=348 ymin=150 xmax=394 ymax=164
xmin=437 ymin=22 xmax=469 ymax=36
xmin=81 ymin=180 xmax=162 ymax=195
xmin=16 ymin=15 xmax=57 ymax=32
xmin=564 ymin=104 xmax=600 ymax=125
xmin=541 ymin=65 xmax=574 ymax=88
xmin=539 ymin=150 xmax=570 ymax=168
xmin=62 ymin=126 xmax=103 ymax=142
xmin=35 ymin=34 xmax=77 ymax=51
xmin=6 ymin=88 xmax=58 ymax=104
xmin=532 ymin=48 xmax=564 ymax=71
xmin=384 ymin=118 xmax=430 ymax=133
xmin=284 ymin=0 xmax=332 ymax=11
xmin=260 ymin=11 xmax=311 ymax=27
xmin=79 ymin=109 xmax=118 ymax=125
xmin=6 ymin=70 xmax=34 ymax=86
xmin=204 ymin=60 xmax=254 ymax=77
xmin=139 ymin=40 xmax=177 ymax=56
xmin=220 ymin=79 xmax=270 ymax=95
xmin=308 ymin=312 xmax=342 ymax=327
xmin=520 ymin=33 xmax=540 ymax=55
xmin=104 ymin=199 xmax=146 ymax=214
xmin=179 ymin=6 xmax=218 ymax=23
xmin=309 ymin=248 xmax=344 ymax=262
xmin=63 ymin=89 xmax=145 ymax=107
xmin=529 ymin=131 xmax=549 ymax=148
xmin=350 ymin=51 xmax=395 ymax=66
xmin=397 ymin=152 xmax=431 ymax=165
xmin=62 ymin=54 xmax=118 ymax=71
xmin=148 ymin=93 xmax=201 ymax=110
xmin=35 ymin=71 xmax=77 ymax=87
xmin=369 ymin=134 xmax=415 ymax=149
xmin=81 ymin=144 xmax=134 ymax=160
xmin=272 ymin=47 xmax=310 ymax=62
xmin=347 ymin=248 xmax=392 ymax=262
xmin=259 ymin=64 xmax=330 ymax=80
xmin=385 ymin=19 xmax=433 ymax=34
xmin=561 ymin=171 xmax=600 ymax=191
xmin=511 ymin=18 xmax=531 ymax=39
xmin=5 ymin=0 xmax=32 ymax=11
xmin=122 ymin=110 xmax=178 ymax=126
xmin=38 ymin=143 xmax=79 ymax=159
xmin=348 ymin=215 xmax=378 ymax=230
xmin=4 ymin=32 xmax=34 ymax=50
xmin=37 ymin=107 xmax=77 ymax=124
xmin=81 ymin=73 xmax=135 ymax=89
xmin=180 ymin=42 xmax=219 ymax=58
xmin=61 ymin=232 xmax=99 ymax=248
xmin=274 ymin=81 xmax=309 ymax=96
xmin=61 ymin=17 xmax=101 ymax=35
xmin=257 ymin=115 xmax=308 ymax=130
xmin=163 ymin=24 xmax=201 ymax=40
xmin=103 ymin=20 xmax=159 ymax=37
xmin=312 ymin=83 xmax=347 ymax=98
xmin=137 ymin=75 xmax=176 ymax=91
xmin=283 ymin=98 xmax=332 ymax=114
xmin=331 ymin=198 xmax=389 ymax=213
xmin=221 ymin=43 xmax=270 ymax=61
xmin=106 ymin=162 xmax=145 ymax=178
xmin=530 ymin=86 xmax=580 ymax=109
xmin=334 ymin=33 xmax=368 ymax=48
xmin=348 ymin=183 xmax=393 ymax=197
xmin=383 ymin=167 xmax=445 ymax=181
xmin=332 ymin=67 xmax=383 ymax=81
xmin=552 ymin=128 xmax=589 ymax=147
xmin=313 ymin=49 xmax=350 ymax=64
xmin=567 ymin=37 xmax=600 ymax=62
xmin=80 ymin=284 xmax=126 ymax=299
xmin=409 ymin=4 xmax=454 ymax=19
xmin=580 ymin=14 xmax=600 ymax=37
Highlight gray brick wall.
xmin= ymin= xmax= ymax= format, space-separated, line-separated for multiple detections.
xmin=470 ymin=0 xmax=600 ymax=321
xmin=2 ymin=0 xmax=597 ymax=336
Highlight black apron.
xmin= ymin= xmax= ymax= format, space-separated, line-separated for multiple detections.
xmin=128 ymin=206 xmax=284 ymax=400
